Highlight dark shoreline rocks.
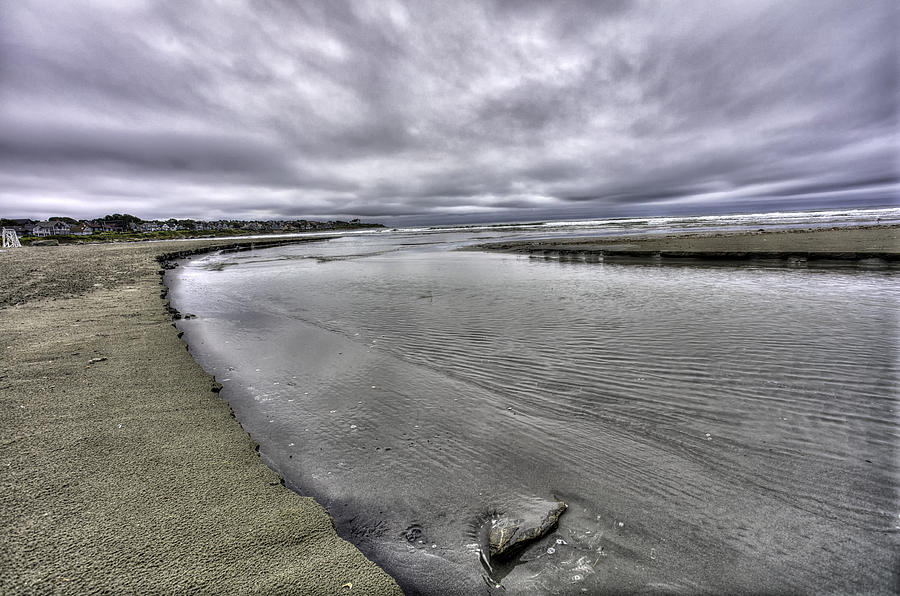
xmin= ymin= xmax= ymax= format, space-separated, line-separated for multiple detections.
xmin=488 ymin=500 xmax=567 ymax=561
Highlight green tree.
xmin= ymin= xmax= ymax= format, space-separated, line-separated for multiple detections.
xmin=101 ymin=213 xmax=142 ymax=225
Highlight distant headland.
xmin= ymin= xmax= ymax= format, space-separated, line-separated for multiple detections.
xmin=0 ymin=214 xmax=384 ymax=244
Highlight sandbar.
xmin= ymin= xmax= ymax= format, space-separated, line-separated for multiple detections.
xmin=474 ymin=224 xmax=899 ymax=263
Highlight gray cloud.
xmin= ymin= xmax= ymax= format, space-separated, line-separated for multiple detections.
xmin=0 ymin=0 xmax=896 ymax=224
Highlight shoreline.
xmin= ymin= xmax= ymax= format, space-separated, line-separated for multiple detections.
xmin=3 ymin=224 xmax=894 ymax=592
xmin=0 ymin=238 xmax=402 ymax=594
xmin=156 ymin=224 xmax=900 ymax=595
xmin=471 ymin=224 xmax=900 ymax=265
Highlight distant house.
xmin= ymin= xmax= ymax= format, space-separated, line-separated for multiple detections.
xmin=87 ymin=220 xmax=118 ymax=233
xmin=4 ymin=219 xmax=33 ymax=237
xmin=93 ymin=220 xmax=129 ymax=233
xmin=68 ymin=224 xmax=94 ymax=236
xmin=30 ymin=223 xmax=51 ymax=236
xmin=31 ymin=221 xmax=71 ymax=236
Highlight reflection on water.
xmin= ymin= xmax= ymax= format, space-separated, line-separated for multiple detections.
xmin=170 ymin=227 xmax=899 ymax=595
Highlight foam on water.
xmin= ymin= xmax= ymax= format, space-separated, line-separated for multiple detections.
xmin=402 ymin=206 xmax=900 ymax=235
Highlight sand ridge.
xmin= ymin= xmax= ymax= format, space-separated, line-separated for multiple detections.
xmin=473 ymin=224 xmax=900 ymax=261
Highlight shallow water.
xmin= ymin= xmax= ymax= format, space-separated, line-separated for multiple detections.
xmin=170 ymin=225 xmax=899 ymax=595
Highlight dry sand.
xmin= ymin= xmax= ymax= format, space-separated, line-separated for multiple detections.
xmin=476 ymin=224 xmax=899 ymax=262
xmin=0 ymin=238 xmax=402 ymax=595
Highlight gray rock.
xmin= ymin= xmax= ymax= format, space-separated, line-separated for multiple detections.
xmin=485 ymin=499 xmax=567 ymax=561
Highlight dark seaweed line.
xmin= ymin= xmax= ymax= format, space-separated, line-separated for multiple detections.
xmin=523 ymin=249 xmax=900 ymax=263
xmin=155 ymin=236 xmax=339 ymax=265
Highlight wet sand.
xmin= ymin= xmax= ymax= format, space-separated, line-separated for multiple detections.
xmin=168 ymin=226 xmax=900 ymax=595
xmin=474 ymin=224 xmax=900 ymax=262
xmin=0 ymin=239 xmax=402 ymax=594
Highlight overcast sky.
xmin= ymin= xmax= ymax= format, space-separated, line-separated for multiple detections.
xmin=1 ymin=1 xmax=897 ymax=225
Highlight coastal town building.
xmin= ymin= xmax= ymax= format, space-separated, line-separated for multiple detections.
xmin=0 ymin=215 xmax=384 ymax=239
xmin=31 ymin=221 xmax=71 ymax=236
xmin=68 ymin=224 xmax=94 ymax=236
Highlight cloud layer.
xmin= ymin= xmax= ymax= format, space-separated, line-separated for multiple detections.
xmin=1 ymin=0 xmax=897 ymax=223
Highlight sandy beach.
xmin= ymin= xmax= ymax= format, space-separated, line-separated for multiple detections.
xmin=0 ymin=238 xmax=402 ymax=594
xmin=2 ymin=226 xmax=896 ymax=594
xmin=474 ymin=224 xmax=900 ymax=262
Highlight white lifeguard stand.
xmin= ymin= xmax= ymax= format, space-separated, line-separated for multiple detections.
xmin=2 ymin=228 xmax=21 ymax=248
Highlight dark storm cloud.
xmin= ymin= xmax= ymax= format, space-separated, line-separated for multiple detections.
xmin=0 ymin=0 xmax=896 ymax=223
xmin=0 ymin=118 xmax=292 ymax=180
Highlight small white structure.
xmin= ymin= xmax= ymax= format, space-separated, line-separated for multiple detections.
xmin=2 ymin=228 xmax=21 ymax=248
